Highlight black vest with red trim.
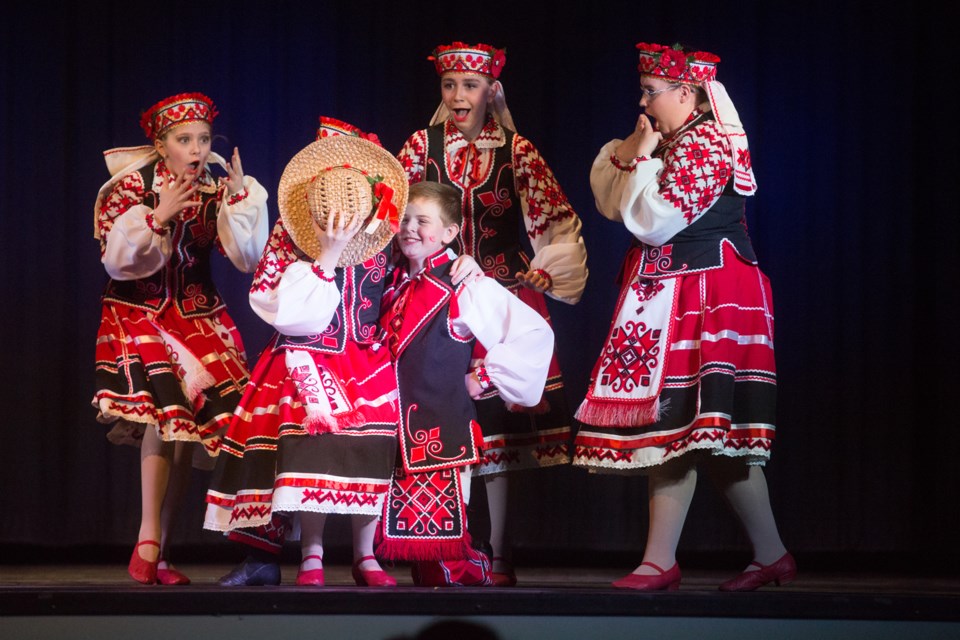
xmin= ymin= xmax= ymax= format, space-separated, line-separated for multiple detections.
xmin=381 ymin=251 xmax=481 ymax=473
xmin=635 ymin=112 xmax=757 ymax=278
xmin=101 ymin=160 xmax=225 ymax=318
xmin=275 ymin=248 xmax=390 ymax=354
xmin=424 ymin=124 xmax=527 ymax=290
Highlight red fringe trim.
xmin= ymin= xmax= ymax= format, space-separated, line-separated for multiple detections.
xmin=575 ymin=397 xmax=661 ymax=428
xmin=302 ymin=408 xmax=370 ymax=436
xmin=376 ymin=536 xmax=473 ymax=562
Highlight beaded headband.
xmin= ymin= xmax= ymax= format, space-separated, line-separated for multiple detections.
xmin=140 ymin=93 xmax=217 ymax=140
xmin=429 ymin=42 xmax=506 ymax=79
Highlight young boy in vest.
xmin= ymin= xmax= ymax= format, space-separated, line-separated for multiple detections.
xmin=377 ymin=181 xmax=553 ymax=586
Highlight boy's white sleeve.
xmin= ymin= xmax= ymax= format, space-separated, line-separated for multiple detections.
xmin=451 ymin=278 xmax=554 ymax=406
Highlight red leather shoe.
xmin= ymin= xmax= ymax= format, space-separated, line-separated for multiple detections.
xmin=296 ymin=554 xmax=325 ymax=587
xmin=157 ymin=560 xmax=191 ymax=585
xmin=612 ymin=562 xmax=681 ymax=591
xmin=719 ymin=552 xmax=797 ymax=592
xmin=491 ymin=557 xmax=517 ymax=587
xmin=128 ymin=540 xmax=160 ymax=585
xmin=352 ymin=555 xmax=397 ymax=587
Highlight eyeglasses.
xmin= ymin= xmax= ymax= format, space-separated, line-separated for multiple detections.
xmin=640 ymin=84 xmax=682 ymax=100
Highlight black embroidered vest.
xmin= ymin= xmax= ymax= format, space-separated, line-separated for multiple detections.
xmin=425 ymin=125 xmax=528 ymax=289
xmin=636 ymin=114 xmax=757 ymax=278
xmin=383 ymin=257 xmax=480 ymax=473
xmin=101 ymin=160 xmax=224 ymax=317
xmin=275 ymin=248 xmax=390 ymax=354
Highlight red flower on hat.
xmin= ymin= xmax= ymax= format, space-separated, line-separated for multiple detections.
xmin=658 ymin=48 xmax=687 ymax=78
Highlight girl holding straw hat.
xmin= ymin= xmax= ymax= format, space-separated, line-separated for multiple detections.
xmin=573 ymin=43 xmax=794 ymax=591
xmin=397 ymin=42 xmax=588 ymax=586
xmin=205 ymin=118 xmax=481 ymax=587
xmin=92 ymin=92 xmax=269 ymax=585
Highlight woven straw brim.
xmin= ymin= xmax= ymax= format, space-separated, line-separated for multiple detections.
xmin=278 ymin=136 xmax=409 ymax=267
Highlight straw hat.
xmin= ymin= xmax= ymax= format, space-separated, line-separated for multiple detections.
xmin=278 ymin=136 xmax=408 ymax=267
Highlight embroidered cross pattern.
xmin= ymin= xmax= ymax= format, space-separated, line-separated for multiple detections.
xmin=388 ymin=470 xmax=462 ymax=537
xmin=659 ymin=121 xmax=732 ymax=225
xmin=301 ymin=488 xmax=378 ymax=507
xmin=598 ymin=321 xmax=662 ymax=393
xmin=229 ymin=505 xmax=271 ymax=524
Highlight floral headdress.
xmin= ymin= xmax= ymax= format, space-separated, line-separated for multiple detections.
xmin=429 ymin=42 xmax=506 ymax=79
xmin=635 ymin=43 xmax=720 ymax=85
xmin=316 ymin=116 xmax=382 ymax=147
xmin=139 ymin=93 xmax=218 ymax=140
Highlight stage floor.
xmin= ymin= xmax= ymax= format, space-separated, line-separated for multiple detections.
xmin=2 ymin=563 xmax=959 ymax=640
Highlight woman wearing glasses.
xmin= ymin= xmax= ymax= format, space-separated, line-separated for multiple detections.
xmin=573 ymin=43 xmax=794 ymax=592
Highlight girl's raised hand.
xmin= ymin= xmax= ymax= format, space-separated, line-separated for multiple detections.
xmin=311 ymin=210 xmax=364 ymax=272
xmin=154 ymin=170 xmax=201 ymax=225
xmin=224 ymin=147 xmax=245 ymax=195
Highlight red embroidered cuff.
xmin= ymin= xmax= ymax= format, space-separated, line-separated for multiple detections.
xmin=226 ymin=188 xmax=249 ymax=206
xmin=532 ymin=269 xmax=553 ymax=290
xmin=145 ymin=212 xmax=169 ymax=236
xmin=311 ymin=263 xmax=336 ymax=281
xmin=474 ymin=365 xmax=493 ymax=391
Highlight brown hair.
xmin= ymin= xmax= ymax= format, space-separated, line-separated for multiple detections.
xmin=408 ymin=181 xmax=462 ymax=227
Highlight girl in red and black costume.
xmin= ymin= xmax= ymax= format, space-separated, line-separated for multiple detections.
xmin=205 ymin=119 xmax=482 ymax=587
xmin=398 ymin=42 xmax=588 ymax=585
xmin=573 ymin=43 xmax=794 ymax=591
xmin=93 ymin=93 xmax=269 ymax=584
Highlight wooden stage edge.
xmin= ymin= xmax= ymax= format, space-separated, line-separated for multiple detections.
xmin=2 ymin=563 xmax=958 ymax=622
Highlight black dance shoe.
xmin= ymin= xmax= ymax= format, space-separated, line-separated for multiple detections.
xmin=217 ymin=556 xmax=281 ymax=586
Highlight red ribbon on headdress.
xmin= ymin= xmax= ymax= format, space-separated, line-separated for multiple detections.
xmin=373 ymin=181 xmax=399 ymax=232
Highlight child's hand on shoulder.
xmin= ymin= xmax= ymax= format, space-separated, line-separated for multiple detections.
xmin=451 ymin=255 xmax=484 ymax=285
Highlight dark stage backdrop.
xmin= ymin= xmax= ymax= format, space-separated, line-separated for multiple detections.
xmin=1 ymin=0 xmax=956 ymax=565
